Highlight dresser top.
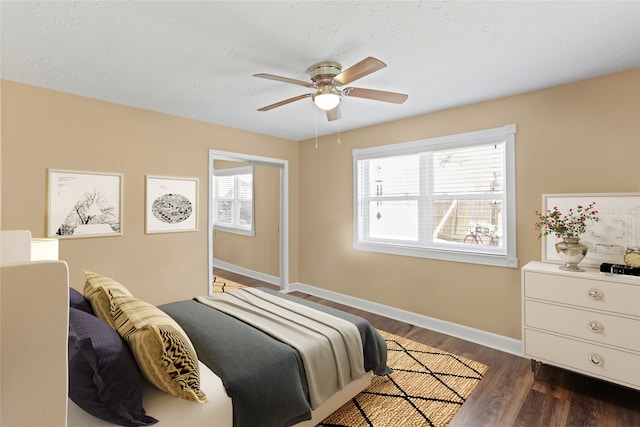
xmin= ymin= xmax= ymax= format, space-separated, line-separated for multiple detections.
xmin=523 ymin=261 xmax=640 ymax=285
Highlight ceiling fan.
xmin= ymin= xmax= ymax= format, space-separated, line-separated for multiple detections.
xmin=254 ymin=57 xmax=408 ymax=121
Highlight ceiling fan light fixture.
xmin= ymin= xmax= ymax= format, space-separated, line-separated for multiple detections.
xmin=313 ymin=86 xmax=341 ymax=110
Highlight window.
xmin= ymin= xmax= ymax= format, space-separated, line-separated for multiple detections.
xmin=213 ymin=166 xmax=254 ymax=235
xmin=353 ymin=124 xmax=518 ymax=268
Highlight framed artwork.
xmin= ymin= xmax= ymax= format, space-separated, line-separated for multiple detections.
xmin=146 ymin=175 xmax=198 ymax=234
xmin=48 ymin=169 xmax=123 ymax=238
xmin=541 ymin=193 xmax=640 ymax=267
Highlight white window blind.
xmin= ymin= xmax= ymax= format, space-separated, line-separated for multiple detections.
xmin=213 ymin=166 xmax=254 ymax=235
xmin=353 ymin=124 xmax=518 ymax=268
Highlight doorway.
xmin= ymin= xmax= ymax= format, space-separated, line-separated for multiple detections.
xmin=208 ymin=150 xmax=289 ymax=291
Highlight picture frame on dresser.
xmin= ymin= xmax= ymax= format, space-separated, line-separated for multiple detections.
xmin=48 ymin=169 xmax=123 ymax=238
xmin=541 ymin=193 xmax=640 ymax=267
xmin=145 ymin=175 xmax=198 ymax=234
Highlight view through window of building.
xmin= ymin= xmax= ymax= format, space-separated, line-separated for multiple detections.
xmin=353 ymin=125 xmax=518 ymax=267
xmin=213 ymin=166 xmax=254 ymax=235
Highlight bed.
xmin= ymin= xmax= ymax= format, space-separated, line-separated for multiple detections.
xmin=0 ymin=230 xmax=388 ymax=427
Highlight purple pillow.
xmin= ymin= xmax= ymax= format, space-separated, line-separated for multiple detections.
xmin=68 ymin=307 xmax=158 ymax=426
xmin=69 ymin=287 xmax=95 ymax=315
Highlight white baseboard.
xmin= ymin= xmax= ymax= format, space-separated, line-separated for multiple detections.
xmin=213 ymin=259 xmax=281 ymax=286
xmin=212 ymin=259 xmax=522 ymax=356
xmin=289 ymin=282 xmax=523 ymax=357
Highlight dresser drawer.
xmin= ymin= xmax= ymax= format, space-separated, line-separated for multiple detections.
xmin=523 ymin=271 xmax=640 ymax=316
xmin=524 ymin=300 xmax=640 ymax=351
xmin=524 ymin=329 xmax=640 ymax=389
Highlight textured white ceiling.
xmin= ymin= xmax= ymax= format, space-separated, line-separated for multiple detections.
xmin=2 ymin=1 xmax=639 ymax=141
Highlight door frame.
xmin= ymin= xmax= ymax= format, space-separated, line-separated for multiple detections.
xmin=208 ymin=149 xmax=289 ymax=291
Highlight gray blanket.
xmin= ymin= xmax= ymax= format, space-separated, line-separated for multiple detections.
xmin=196 ymin=288 xmax=365 ymax=409
xmin=159 ymin=288 xmax=389 ymax=427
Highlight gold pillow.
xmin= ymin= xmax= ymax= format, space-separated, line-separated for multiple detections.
xmin=83 ymin=271 xmax=133 ymax=327
xmin=111 ymin=295 xmax=207 ymax=403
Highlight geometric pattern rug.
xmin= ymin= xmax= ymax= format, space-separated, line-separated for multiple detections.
xmin=319 ymin=330 xmax=488 ymax=427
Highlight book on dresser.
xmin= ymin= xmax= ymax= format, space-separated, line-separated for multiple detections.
xmin=521 ymin=261 xmax=640 ymax=390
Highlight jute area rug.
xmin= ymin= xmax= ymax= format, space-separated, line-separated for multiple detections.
xmin=211 ymin=278 xmax=489 ymax=426
xmin=318 ymin=331 xmax=488 ymax=427
xmin=212 ymin=276 xmax=248 ymax=293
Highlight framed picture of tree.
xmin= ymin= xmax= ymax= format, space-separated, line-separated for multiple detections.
xmin=48 ymin=169 xmax=123 ymax=238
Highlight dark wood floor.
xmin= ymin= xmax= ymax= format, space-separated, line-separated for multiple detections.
xmin=213 ymin=269 xmax=640 ymax=427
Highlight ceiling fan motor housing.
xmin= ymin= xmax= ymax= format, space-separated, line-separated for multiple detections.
xmin=308 ymin=62 xmax=342 ymax=85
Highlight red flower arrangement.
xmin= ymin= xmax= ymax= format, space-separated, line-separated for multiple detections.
xmin=534 ymin=202 xmax=600 ymax=240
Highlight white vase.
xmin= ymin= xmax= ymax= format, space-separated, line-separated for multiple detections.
xmin=555 ymin=237 xmax=589 ymax=271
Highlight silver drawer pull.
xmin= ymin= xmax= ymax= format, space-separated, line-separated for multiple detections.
xmin=588 ymin=321 xmax=604 ymax=333
xmin=588 ymin=289 xmax=603 ymax=300
xmin=588 ymin=353 xmax=604 ymax=366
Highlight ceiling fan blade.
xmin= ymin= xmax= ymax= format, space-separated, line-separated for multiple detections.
xmin=344 ymin=87 xmax=408 ymax=104
xmin=326 ymin=105 xmax=342 ymax=121
xmin=257 ymin=94 xmax=312 ymax=111
xmin=253 ymin=73 xmax=314 ymax=88
xmin=333 ymin=57 xmax=386 ymax=85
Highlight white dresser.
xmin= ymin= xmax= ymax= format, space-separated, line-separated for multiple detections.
xmin=521 ymin=261 xmax=640 ymax=390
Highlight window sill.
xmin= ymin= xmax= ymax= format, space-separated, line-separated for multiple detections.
xmin=214 ymin=226 xmax=255 ymax=237
xmin=353 ymin=241 xmax=519 ymax=268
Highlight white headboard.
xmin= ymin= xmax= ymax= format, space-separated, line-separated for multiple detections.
xmin=0 ymin=229 xmax=32 ymax=265
xmin=0 ymin=230 xmax=69 ymax=426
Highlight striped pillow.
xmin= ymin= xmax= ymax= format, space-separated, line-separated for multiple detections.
xmin=111 ymin=295 xmax=207 ymax=403
xmin=83 ymin=271 xmax=133 ymax=327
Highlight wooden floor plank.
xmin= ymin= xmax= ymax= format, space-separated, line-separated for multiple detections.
xmin=513 ymin=389 xmax=570 ymax=427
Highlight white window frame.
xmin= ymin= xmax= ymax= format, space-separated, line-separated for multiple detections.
xmin=353 ymin=124 xmax=518 ymax=268
xmin=213 ymin=165 xmax=255 ymax=236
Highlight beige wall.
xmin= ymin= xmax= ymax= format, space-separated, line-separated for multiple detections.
xmin=298 ymin=69 xmax=640 ymax=339
xmin=2 ymin=69 xmax=639 ymax=340
xmin=0 ymin=80 xmax=299 ymax=304
xmin=213 ymin=161 xmax=280 ymax=277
